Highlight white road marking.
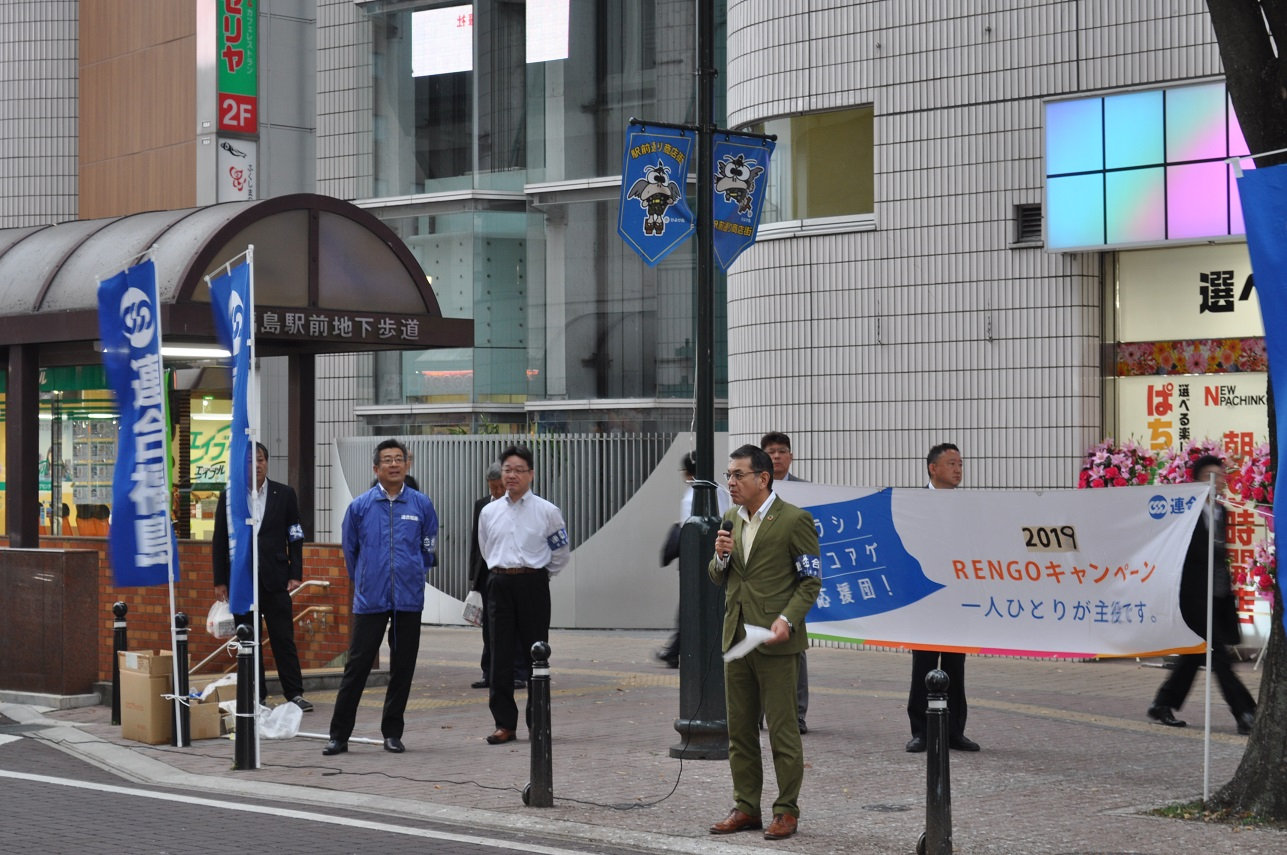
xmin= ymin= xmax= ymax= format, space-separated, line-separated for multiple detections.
xmin=0 ymin=769 xmax=602 ymax=854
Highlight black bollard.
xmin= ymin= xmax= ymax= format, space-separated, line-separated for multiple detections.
xmin=233 ymin=622 xmax=257 ymax=771
xmin=173 ymin=612 xmax=191 ymax=747
xmin=918 ymin=668 xmax=953 ymax=855
xmin=524 ymin=640 xmax=553 ymax=807
xmin=670 ymin=481 xmax=727 ymax=760
xmin=111 ymin=602 xmax=128 ymax=725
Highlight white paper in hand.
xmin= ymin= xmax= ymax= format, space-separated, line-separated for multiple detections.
xmin=723 ymin=623 xmax=774 ymax=662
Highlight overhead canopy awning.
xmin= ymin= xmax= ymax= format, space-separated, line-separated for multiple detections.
xmin=0 ymin=193 xmax=472 ymax=364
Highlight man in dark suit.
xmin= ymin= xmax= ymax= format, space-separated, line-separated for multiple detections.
xmin=708 ymin=444 xmax=821 ymax=841
xmin=906 ymin=442 xmax=976 ymax=752
xmin=1147 ymin=454 xmax=1257 ymax=734
xmin=213 ymin=442 xmax=312 ymax=711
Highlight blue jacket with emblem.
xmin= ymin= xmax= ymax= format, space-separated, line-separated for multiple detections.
xmin=342 ymin=484 xmax=439 ymax=614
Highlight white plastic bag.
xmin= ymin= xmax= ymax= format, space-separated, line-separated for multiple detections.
xmin=462 ymin=590 xmax=484 ymax=626
xmin=258 ymin=701 xmax=302 ymax=739
xmin=206 ymin=600 xmax=235 ymax=639
xmin=198 ymin=673 xmax=236 ymax=701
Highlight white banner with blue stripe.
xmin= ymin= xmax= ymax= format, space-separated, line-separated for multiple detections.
xmin=773 ymin=481 xmax=1208 ymax=658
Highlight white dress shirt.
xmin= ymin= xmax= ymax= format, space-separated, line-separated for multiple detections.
xmin=478 ymin=490 xmax=570 ymax=576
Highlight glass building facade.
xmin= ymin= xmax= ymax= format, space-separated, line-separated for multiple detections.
xmin=355 ymin=0 xmax=728 ymax=435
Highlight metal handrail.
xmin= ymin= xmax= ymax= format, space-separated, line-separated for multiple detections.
xmin=188 ymin=580 xmax=332 ymax=676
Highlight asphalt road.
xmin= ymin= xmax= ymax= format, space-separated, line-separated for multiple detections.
xmin=0 ymin=724 xmax=640 ymax=855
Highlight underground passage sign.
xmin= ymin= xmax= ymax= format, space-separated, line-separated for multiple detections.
xmin=770 ymin=482 xmax=1211 ymax=659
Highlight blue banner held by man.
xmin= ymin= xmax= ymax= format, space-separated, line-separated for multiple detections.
xmin=209 ymin=260 xmax=255 ymax=614
xmin=618 ymin=125 xmax=696 ymax=265
xmin=1236 ymin=161 xmax=1287 ymax=634
xmin=712 ymin=133 xmax=774 ymax=271
xmin=96 ymin=259 xmax=177 ymax=587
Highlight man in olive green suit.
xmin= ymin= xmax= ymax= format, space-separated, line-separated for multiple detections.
xmin=707 ymin=444 xmax=821 ymax=841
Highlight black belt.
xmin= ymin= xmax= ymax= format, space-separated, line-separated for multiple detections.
xmin=493 ymin=566 xmax=543 ymax=575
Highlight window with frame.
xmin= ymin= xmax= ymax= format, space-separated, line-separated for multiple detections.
xmin=753 ymin=106 xmax=874 ymax=223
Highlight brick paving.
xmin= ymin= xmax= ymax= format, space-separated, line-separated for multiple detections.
xmin=8 ymin=627 xmax=1286 ymax=854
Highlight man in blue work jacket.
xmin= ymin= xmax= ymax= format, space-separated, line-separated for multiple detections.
xmin=323 ymin=438 xmax=438 ymax=756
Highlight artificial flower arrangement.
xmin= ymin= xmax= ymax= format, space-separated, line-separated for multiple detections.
xmin=1076 ymin=439 xmax=1156 ymax=488
xmin=1233 ymin=537 xmax=1276 ymax=594
xmin=1231 ymin=442 xmax=1274 ymax=507
xmin=1153 ymin=438 xmax=1229 ymax=484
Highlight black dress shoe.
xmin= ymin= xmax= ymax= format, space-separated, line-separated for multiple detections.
xmin=1237 ymin=711 xmax=1255 ymax=735
xmin=950 ymin=735 xmax=980 ymax=752
xmin=470 ymin=679 xmax=489 ymax=689
xmin=322 ymin=739 xmax=347 ymax=756
xmin=383 ymin=737 xmax=405 ymax=753
xmin=1147 ymin=704 xmax=1186 ymax=727
xmin=905 ymin=736 xmax=926 ymax=753
xmin=797 ymin=719 xmax=808 ymax=734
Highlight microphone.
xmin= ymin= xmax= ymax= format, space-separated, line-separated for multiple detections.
xmin=719 ymin=520 xmax=733 ymax=559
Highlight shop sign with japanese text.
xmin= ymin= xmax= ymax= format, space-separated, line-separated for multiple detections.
xmin=1118 ymin=244 xmax=1261 ymax=342
xmin=217 ymin=0 xmax=258 ymax=134
xmin=254 ymin=306 xmax=433 ymax=347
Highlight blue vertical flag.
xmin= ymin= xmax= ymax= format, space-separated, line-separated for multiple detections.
xmin=711 ymin=134 xmax=775 ymax=271
xmin=209 ymin=261 xmax=255 ymax=614
xmin=618 ymin=125 xmax=696 ymax=265
xmin=97 ymin=260 xmax=178 ymax=587
xmin=1236 ymin=162 xmax=1287 ymax=633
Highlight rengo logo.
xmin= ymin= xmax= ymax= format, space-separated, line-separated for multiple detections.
xmin=219 ymin=93 xmax=257 ymax=133
xmin=1147 ymin=495 xmax=1168 ymax=520
xmin=119 ymin=286 xmax=156 ymax=349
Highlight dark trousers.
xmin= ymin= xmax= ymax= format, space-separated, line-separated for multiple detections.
xmin=233 ymin=589 xmax=302 ymax=703
xmin=487 ymin=571 xmax=550 ymax=731
xmin=1154 ymin=647 xmax=1256 ymax=721
xmin=908 ymin=649 xmax=967 ymax=739
xmin=328 ymin=610 xmax=422 ymax=742
xmin=479 ymin=582 xmax=531 ymax=683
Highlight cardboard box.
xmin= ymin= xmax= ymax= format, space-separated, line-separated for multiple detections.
xmin=119 ymin=649 xmax=174 ymax=677
xmin=187 ymin=698 xmax=223 ymax=741
xmin=221 ymin=708 xmax=238 ymax=736
xmin=119 ymin=669 xmax=173 ymax=745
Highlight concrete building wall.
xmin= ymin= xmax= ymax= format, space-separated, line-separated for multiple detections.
xmin=0 ymin=0 xmax=79 ymax=227
xmin=316 ymin=0 xmax=373 ymax=200
xmin=256 ymin=0 xmax=319 ymax=198
xmin=722 ymin=0 xmax=1223 ymax=489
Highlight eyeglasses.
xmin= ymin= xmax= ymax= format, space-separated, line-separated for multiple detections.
xmin=501 ymin=467 xmax=531 ymax=475
xmin=378 ymin=456 xmax=405 ymax=465
xmin=725 ymin=470 xmax=762 ymax=482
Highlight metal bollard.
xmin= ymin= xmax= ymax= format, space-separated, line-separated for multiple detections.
xmin=523 ymin=640 xmax=553 ymax=807
xmin=917 ymin=668 xmax=953 ymax=855
xmin=233 ymin=623 xmax=257 ymax=771
xmin=173 ymin=612 xmax=191 ymax=747
xmin=111 ymin=602 xmax=128 ymax=725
